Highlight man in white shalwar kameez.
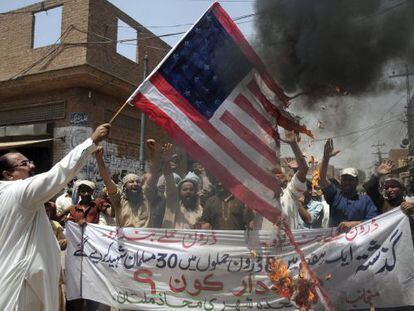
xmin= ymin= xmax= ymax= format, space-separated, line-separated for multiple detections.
xmin=0 ymin=124 xmax=110 ymax=311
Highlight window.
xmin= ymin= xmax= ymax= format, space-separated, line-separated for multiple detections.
xmin=116 ymin=18 xmax=138 ymax=63
xmin=33 ymin=6 xmax=63 ymax=48
xmin=0 ymin=102 xmax=65 ymax=126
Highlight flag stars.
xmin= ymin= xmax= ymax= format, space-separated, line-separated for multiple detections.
xmin=173 ymin=53 xmax=180 ymax=60
xmin=203 ymin=64 xmax=210 ymax=71
xmin=194 ymin=76 xmax=200 ymax=83
xmin=184 ymin=90 xmax=191 ymax=97
xmin=194 ymin=100 xmax=203 ymax=109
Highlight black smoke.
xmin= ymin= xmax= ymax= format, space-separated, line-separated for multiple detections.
xmin=254 ymin=0 xmax=414 ymax=99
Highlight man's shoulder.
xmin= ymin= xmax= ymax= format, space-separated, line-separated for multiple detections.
xmin=205 ymin=195 xmax=220 ymax=207
xmin=356 ymin=193 xmax=377 ymax=208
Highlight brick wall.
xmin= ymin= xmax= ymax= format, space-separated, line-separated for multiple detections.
xmin=0 ymin=0 xmax=170 ymax=87
xmin=0 ymin=0 xmax=89 ymax=81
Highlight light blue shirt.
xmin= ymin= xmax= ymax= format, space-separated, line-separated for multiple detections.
xmin=298 ymin=199 xmax=324 ymax=229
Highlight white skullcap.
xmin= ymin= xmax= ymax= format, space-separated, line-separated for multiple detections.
xmin=122 ymin=173 xmax=142 ymax=186
xmin=76 ymin=180 xmax=96 ymax=190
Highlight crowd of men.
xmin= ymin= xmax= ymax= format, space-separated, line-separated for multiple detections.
xmin=1 ymin=123 xmax=414 ymax=310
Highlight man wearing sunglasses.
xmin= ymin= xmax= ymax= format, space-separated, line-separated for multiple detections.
xmin=0 ymin=123 xmax=110 ymax=311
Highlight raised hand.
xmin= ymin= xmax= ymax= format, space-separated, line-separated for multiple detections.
xmin=376 ymin=159 xmax=394 ymax=176
xmin=146 ymin=138 xmax=156 ymax=163
xmin=285 ymin=157 xmax=299 ymax=170
xmin=95 ymin=146 xmax=104 ymax=161
xmin=91 ymin=123 xmax=111 ymax=144
xmin=161 ymin=143 xmax=174 ymax=163
xmin=323 ymin=138 xmax=340 ymax=159
xmin=280 ymin=130 xmax=300 ymax=145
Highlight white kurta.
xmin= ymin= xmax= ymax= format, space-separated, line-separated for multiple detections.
xmin=257 ymin=172 xmax=307 ymax=230
xmin=0 ymin=138 xmax=96 ymax=310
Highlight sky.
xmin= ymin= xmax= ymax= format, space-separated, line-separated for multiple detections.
xmin=0 ymin=0 xmax=409 ymax=175
xmin=0 ymin=0 xmax=256 ymax=46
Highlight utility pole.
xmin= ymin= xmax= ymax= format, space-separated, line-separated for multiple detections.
xmin=371 ymin=141 xmax=387 ymax=166
xmin=139 ymin=54 xmax=148 ymax=172
xmin=389 ymin=65 xmax=414 ymax=155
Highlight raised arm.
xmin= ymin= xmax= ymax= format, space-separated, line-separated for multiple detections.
xmin=21 ymin=124 xmax=110 ymax=206
xmin=95 ymin=146 xmax=117 ymax=195
xmin=144 ymin=139 xmax=162 ymax=191
xmin=363 ymin=159 xmax=394 ymax=208
xmin=280 ymin=130 xmax=308 ymax=183
xmin=319 ymin=138 xmax=340 ymax=188
xmin=161 ymin=143 xmax=179 ymax=202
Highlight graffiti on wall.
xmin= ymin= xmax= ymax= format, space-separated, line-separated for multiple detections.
xmin=54 ymin=126 xmax=144 ymax=190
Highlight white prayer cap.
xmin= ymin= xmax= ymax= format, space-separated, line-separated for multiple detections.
xmin=122 ymin=173 xmax=142 ymax=186
xmin=76 ymin=180 xmax=96 ymax=190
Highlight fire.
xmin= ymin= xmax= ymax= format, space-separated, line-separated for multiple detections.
xmin=268 ymin=258 xmax=319 ymax=310
xmin=268 ymin=258 xmax=294 ymax=299
xmin=335 ymin=85 xmax=349 ymax=96
xmin=311 ymin=166 xmax=320 ymax=192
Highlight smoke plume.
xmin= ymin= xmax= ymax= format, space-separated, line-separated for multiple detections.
xmin=254 ymin=0 xmax=414 ymax=99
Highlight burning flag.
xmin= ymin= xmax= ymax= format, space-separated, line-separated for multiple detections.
xmin=127 ymin=3 xmax=311 ymax=222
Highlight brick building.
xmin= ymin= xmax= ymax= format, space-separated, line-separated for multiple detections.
xmin=0 ymin=0 xmax=181 ymax=185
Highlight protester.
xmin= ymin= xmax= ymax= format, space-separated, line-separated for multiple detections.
xmin=363 ymin=160 xmax=409 ymax=212
xmin=200 ymin=177 xmax=254 ymax=230
xmin=319 ymin=138 xmax=378 ymax=231
xmin=161 ymin=143 xmax=203 ymax=229
xmin=95 ymin=146 xmax=159 ymax=228
xmin=97 ymin=186 xmax=116 ymax=226
xmin=257 ymin=130 xmax=308 ymax=230
xmin=154 ymin=170 xmax=180 ymax=227
xmin=297 ymin=182 xmax=326 ymax=229
xmin=192 ymin=161 xmax=214 ymax=206
xmin=66 ymin=180 xmax=113 ymax=226
xmin=0 ymin=123 xmax=110 ymax=310
xmin=55 ymin=178 xmax=77 ymax=218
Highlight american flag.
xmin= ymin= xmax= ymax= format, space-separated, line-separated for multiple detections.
xmin=129 ymin=3 xmax=311 ymax=222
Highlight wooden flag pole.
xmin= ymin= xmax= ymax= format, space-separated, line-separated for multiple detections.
xmin=109 ymin=99 xmax=129 ymax=124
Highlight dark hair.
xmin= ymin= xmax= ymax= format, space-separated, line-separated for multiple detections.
xmin=0 ymin=153 xmax=14 ymax=180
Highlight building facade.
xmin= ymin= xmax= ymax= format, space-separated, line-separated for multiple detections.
xmin=0 ymin=0 xmax=186 ymax=186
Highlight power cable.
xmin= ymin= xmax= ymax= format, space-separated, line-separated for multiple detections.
xmin=12 ymin=25 xmax=74 ymax=80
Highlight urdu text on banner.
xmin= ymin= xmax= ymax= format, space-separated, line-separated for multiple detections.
xmin=66 ymin=208 xmax=414 ymax=310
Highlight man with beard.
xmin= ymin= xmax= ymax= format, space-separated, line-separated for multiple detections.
xmin=363 ymin=159 xmax=414 ymax=212
xmin=319 ymin=139 xmax=377 ymax=231
xmin=95 ymin=146 xmax=159 ymax=227
xmin=161 ymin=143 xmax=203 ymax=229
xmin=0 ymin=123 xmax=110 ymax=311
xmin=363 ymin=159 xmax=414 ymax=214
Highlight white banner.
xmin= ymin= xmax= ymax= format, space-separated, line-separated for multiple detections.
xmin=66 ymin=209 xmax=414 ymax=310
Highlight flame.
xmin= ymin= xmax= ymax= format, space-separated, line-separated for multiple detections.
xmin=335 ymin=86 xmax=349 ymax=96
xmin=268 ymin=258 xmax=319 ymax=310
xmin=268 ymin=258 xmax=294 ymax=299
xmin=311 ymin=166 xmax=320 ymax=192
